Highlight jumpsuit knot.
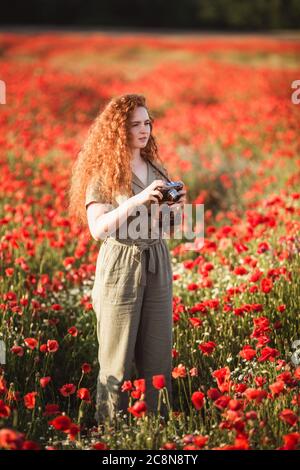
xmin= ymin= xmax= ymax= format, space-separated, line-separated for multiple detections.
xmin=103 ymin=236 xmax=163 ymax=288
xmin=133 ymin=240 xmax=161 ymax=287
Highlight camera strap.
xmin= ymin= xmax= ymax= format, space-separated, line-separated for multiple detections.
xmin=147 ymin=159 xmax=172 ymax=183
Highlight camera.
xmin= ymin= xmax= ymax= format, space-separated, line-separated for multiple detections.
xmin=157 ymin=181 xmax=183 ymax=204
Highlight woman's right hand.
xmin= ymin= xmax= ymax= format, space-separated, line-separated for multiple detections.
xmin=132 ymin=180 xmax=167 ymax=207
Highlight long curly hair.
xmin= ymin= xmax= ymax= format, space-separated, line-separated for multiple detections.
xmin=68 ymin=93 xmax=165 ymax=229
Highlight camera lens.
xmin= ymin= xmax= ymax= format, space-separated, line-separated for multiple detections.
xmin=168 ymin=189 xmax=180 ymax=202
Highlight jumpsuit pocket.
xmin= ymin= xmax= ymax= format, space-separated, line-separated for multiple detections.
xmin=101 ymin=244 xmax=139 ymax=305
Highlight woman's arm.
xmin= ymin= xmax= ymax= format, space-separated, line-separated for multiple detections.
xmin=87 ymin=197 xmax=140 ymax=241
xmin=86 ymin=178 xmax=167 ymax=241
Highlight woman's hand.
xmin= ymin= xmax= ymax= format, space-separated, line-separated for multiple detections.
xmin=132 ymin=180 xmax=168 ymax=207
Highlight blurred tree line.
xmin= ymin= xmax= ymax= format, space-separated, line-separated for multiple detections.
xmin=1 ymin=0 xmax=299 ymax=29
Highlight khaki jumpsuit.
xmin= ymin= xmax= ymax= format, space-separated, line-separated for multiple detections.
xmin=85 ymin=159 xmax=174 ymax=424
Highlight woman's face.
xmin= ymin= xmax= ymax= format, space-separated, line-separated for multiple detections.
xmin=128 ymin=106 xmax=151 ymax=150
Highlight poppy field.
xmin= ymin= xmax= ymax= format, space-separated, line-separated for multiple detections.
xmin=0 ymin=32 xmax=300 ymax=450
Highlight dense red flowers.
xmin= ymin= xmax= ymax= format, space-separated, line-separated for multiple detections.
xmin=1 ymin=32 xmax=299 ymax=450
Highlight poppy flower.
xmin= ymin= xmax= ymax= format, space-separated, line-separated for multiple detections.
xmin=59 ymin=384 xmax=76 ymax=397
xmin=77 ymin=388 xmax=91 ymax=403
xmin=152 ymin=375 xmax=166 ymax=389
xmin=68 ymin=326 xmax=78 ymax=337
xmin=127 ymin=400 xmax=147 ymax=418
xmin=40 ymin=377 xmax=51 ymax=388
xmin=81 ymin=363 xmax=91 ymax=374
xmin=47 ymin=340 xmax=59 ymax=353
xmin=239 ymin=345 xmax=256 ymax=361
xmin=24 ymin=338 xmax=38 ymax=350
xmin=133 ymin=379 xmax=146 ymax=393
xmin=0 ymin=400 xmax=11 ymax=418
xmin=199 ymin=341 xmax=216 ymax=355
xmin=172 ymin=364 xmax=187 ymax=379
xmin=24 ymin=392 xmax=38 ymax=409
xmin=49 ymin=415 xmax=71 ymax=431
xmin=191 ymin=391 xmax=205 ymax=410
xmin=279 ymin=409 xmax=298 ymax=427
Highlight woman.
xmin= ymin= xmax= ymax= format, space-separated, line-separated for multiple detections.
xmin=68 ymin=93 xmax=186 ymax=426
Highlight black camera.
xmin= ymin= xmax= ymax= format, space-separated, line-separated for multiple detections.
xmin=157 ymin=181 xmax=183 ymax=204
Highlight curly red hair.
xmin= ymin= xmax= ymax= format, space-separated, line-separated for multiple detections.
xmin=68 ymin=93 xmax=165 ymax=229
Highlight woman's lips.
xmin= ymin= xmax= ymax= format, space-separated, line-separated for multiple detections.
xmin=139 ymin=137 xmax=148 ymax=141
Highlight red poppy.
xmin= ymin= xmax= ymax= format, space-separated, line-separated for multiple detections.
xmin=81 ymin=363 xmax=91 ymax=374
xmin=40 ymin=377 xmax=51 ymax=388
xmin=40 ymin=344 xmax=48 ymax=353
xmin=22 ymin=440 xmax=40 ymax=450
xmin=258 ymin=346 xmax=280 ymax=362
xmin=244 ymin=388 xmax=268 ymax=403
xmin=207 ymin=388 xmax=222 ymax=401
xmin=49 ymin=415 xmax=71 ymax=431
xmin=10 ymin=345 xmax=24 ymax=356
xmin=92 ymin=441 xmax=109 ymax=450
xmin=261 ymin=278 xmax=273 ymax=293
xmin=279 ymin=409 xmax=298 ymax=427
xmin=77 ymin=388 xmax=91 ymax=403
xmin=133 ymin=379 xmax=146 ymax=393
xmin=161 ymin=442 xmax=177 ymax=450
xmin=51 ymin=304 xmax=62 ymax=311
xmin=269 ymin=380 xmax=285 ymax=396
xmin=193 ymin=435 xmax=209 ymax=448
xmin=189 ymin=317 xmax=203 ymax=328
xmin=131 ymin=390 xmax=142 ymax=399
xmin=212 ymin=367 xmax=232 ymax=392
xmin=152 ymin=375 xmax=166 ymax=389
xmin=24 ymin=392 xmax=38 ymax=409
xmin=234 ymin=266 xmax=248 ymax=275
xmin=172 ymin=364 xmax=187 ymax=379
xmin=0 ymin=400 xmax=11 ymax=418
xmin=198 ymin=341 xmax=216 ymax=355
xmin=121 ymin=380 xmax=133 ymax=392
xmin=191 ymin=391 xmax=205 ymax=410
xmin=127 ymin=400 xmax=147 ymax=418
xmin=187 ymin=283 xmax=199 ymax=291
xmin=279 ymin=433 xmax=300 ymax=450
xmin=239 ymin=345 xmax=256 ymax=361
xmin=257 ymin=242 xmax=270 ymax=254
xmin=59 ymin=384 xmax=76 ymax=397
xmin=294 ymin=367 xmax=300 ymax=380
xmin=24 ymin=338 xmax=38 ymax=350
xmin=68 ymin=423 xmax=80 ymax=441
xmin=68 ymin=326 xmax=78 ymax=337
xmin=214 ymin=395 xmax=231 ymax=409
xmin=0 ymin=429 xmax=24 ymax=450
xmin=47 ymin=340 xmax=59 ymax=353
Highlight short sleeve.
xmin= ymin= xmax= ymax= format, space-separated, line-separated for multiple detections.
xmin=85 ymin=176 xmax=106 ymax=210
